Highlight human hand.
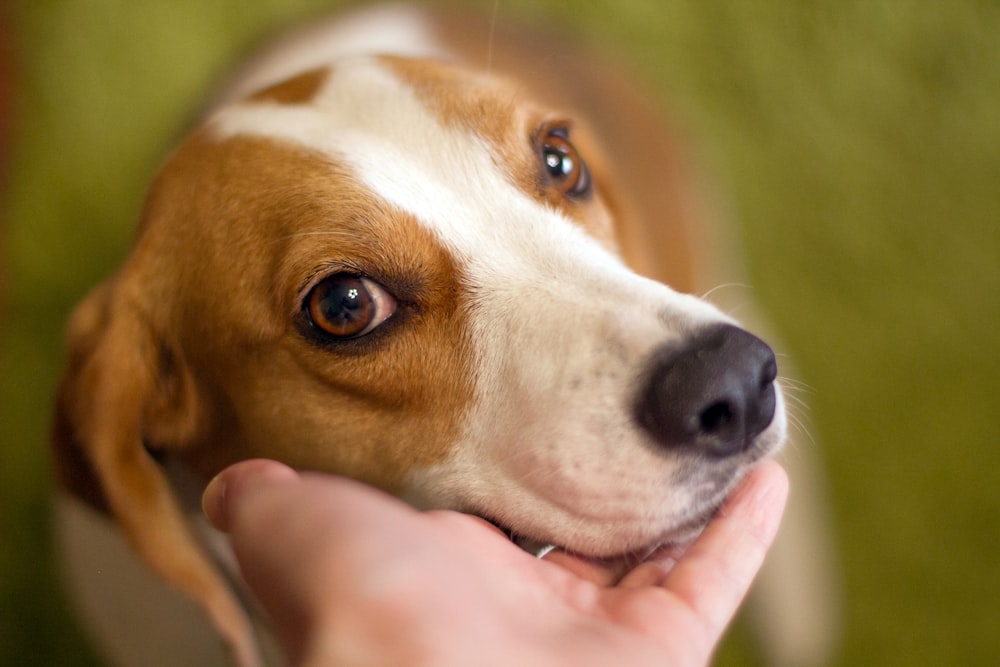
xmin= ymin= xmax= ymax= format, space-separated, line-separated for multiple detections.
xmin=203 ymin=459 xmax=788 ymax=667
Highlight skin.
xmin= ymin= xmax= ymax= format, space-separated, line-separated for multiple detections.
xmin=202 ymin=459 xmax=788 ymax=667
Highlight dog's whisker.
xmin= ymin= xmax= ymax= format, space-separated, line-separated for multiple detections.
xmin=699 ymin=282 xmax=752 ymax=302
xmin=486 ymin=0 xmax=500 ymax=73
xmin=777 ymin=375 xmax=817 ymax=397
xmin=783 ymin=398 xmax=813 ymax=423
xmin=778 ymin=383 xmax=814 ymax=422
xmin=784 ymin=413 xmax=817 ymax=450
xmin=777 ymin=378 xmax=813 ymax=399
xmin=775 ymin=376 xmax=817 ymax=449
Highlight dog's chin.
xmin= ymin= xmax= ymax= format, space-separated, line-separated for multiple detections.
xmin=481 ymin=495 xmax=724 ymax=573
xmin=460 ymin=449 xmax=776 ymax=573
xmin=484 ymin=452 xmax=777 ymax=577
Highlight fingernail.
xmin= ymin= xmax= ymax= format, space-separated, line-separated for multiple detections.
xmin=202 ymin=472 xmax=230 ymax=532
xmin=202 ymin=460 xmax=300 ymax=532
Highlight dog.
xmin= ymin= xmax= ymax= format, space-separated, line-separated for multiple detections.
xmin=53 ymin=5 xmax=799 ymax=666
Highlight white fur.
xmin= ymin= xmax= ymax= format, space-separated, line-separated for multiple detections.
xmin=215 ymin=4 xmax=447 ymax=106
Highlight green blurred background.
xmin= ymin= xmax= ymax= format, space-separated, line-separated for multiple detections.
xmin=1 ymin=1 xmax=998 ymax=665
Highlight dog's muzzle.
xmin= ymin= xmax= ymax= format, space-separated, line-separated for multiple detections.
xmin=637 ymin=324 xmax=778 ymax=457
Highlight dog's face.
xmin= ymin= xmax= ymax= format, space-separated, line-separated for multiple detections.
xmin=56 ymin=55 xmax=784 ymax=645
xmin=135 ymin=55 xmax=782 ymax=555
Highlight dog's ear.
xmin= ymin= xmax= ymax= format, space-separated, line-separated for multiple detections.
xmin=53 ymin=278 xmax=261 ymax=667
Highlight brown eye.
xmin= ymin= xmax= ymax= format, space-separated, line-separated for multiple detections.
xmin=540 ymin=127 xmax=591 ymax=198
xmin=304 ymin=274 xmax=396 ymax=339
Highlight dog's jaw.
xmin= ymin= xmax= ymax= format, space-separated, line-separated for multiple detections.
xmin=407 ymin=377 xmax=787 ymax=560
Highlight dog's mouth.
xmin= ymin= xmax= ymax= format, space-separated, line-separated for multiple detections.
xmin=457 ymin=452 xmax=773 ymax=579
xmin=477 ymin=498 xmax=723 ymax=577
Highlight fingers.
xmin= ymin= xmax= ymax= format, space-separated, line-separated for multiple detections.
xmin=544 ymin=462 xmax=788 ymax=597
xmin=202 ymin=458 xmax=787 ymax=667
xmin=614 ymin=542 xmax=691 ymax=589
xmin=659 ymin=461 xmax=789 ymax=636
xmin=203 ymin=460 xmax=408 ymax=663
xmin=202 ymin=458 xmax=300 ymax=532
xmin=540 ymin=551 xmax=624 ymax=587
xmin=202 ymin=460 xmax=328 ymax=661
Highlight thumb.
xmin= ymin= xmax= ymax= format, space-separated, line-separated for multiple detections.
xmin=202 ymin=459 xmax=300 ymax=532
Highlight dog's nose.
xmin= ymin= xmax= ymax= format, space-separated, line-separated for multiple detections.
xmin=637 ymin=324 xmax=777 ymax=457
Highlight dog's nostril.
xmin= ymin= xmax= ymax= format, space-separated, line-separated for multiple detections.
xmin=700 ymin=401 xmax=734 ymax=435
xmin=636 ymin=324 xmax=778 ymax=458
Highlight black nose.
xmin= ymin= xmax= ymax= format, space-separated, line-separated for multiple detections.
xmin=636 ymin=324 xmax=778 ymax=457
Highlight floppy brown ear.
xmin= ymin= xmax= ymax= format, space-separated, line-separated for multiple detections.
xmin=52 ymin=278 xmax=261 ymax=667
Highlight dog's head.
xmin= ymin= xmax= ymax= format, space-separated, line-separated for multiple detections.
xmin=54 ymin=54 xmax=785 ymax=661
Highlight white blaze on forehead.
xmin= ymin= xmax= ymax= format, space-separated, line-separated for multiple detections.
xmin=209 ymin=56 xmax=634 ymax=286
xmin=215 ymin=5 xmax=449 ymax=106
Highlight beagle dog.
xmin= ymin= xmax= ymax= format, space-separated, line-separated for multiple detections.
xmin=54 ymin=5 xmax=795 ymax=666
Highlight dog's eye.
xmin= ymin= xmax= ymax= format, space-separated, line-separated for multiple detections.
xmin=540 ymin=127 xmax=591 ymax=198
xmin=304 ymin=274 xmax=396 ymax=339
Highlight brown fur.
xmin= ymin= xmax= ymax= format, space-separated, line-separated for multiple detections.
xmin=433 ymin=9 xmax=717 ymax=292
xmin=249 ymin=67 xmax=329 ymax=105
xmin=385 ymin=55 xmax=623 ymax=251
xmin=53 ymin=131 xmax=480 ymax=665
xmin=53 ymin=9 xmax=721 ymax=666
